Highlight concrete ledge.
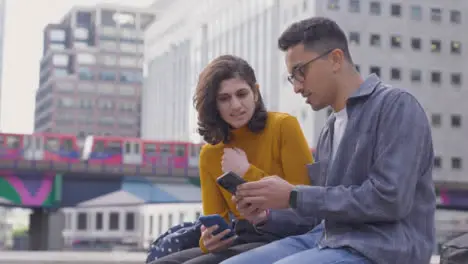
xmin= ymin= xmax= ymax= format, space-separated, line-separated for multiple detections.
xmin=0 ymin=251 xmax=441 ymax=263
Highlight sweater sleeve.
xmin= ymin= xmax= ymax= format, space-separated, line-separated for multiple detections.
xmin=198 ymin=146 xmax=230 ymax=253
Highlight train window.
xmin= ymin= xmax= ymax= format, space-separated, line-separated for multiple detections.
xmin=62 ymin=139 xmax=74 ymax=151
xmin=175 ymin=145 xmax=185 ymax=157
xmin=107 ymin=141 xmax=122 ymax=154
xmin=160 ymin=144 xmax=170 ymax=154
xmin=125 ymin=142 xmax=131 ymax=154
xmin=95 ymin=140 xmax=105 ymax=152
xmin=6 ymin=136 xmax=20 ymax=148
xmin=190 ymin=145 xmax=197 ymax=157
xmin=45 ymin=138 xmax=60 ymax=151
xmin=144 ymin=143 xmax=157 ymax=154
xmin=0 ymin=135 xmax=4 ymax=146
xmin=134 ymin=143 xmax=140 ymax=153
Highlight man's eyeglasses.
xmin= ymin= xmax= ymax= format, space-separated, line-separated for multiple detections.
xmin=287 ymin=49 xmax=334 ymax=85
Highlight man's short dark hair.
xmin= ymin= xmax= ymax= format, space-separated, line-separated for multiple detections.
xmin=278 ymin=17 xmax=353 ymax=63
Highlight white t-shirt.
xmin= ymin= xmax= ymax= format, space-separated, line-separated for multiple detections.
xmin=332 ymin=107 xmax=348 ymax=160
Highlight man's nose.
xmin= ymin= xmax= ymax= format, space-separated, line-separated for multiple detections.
xmin=293 ymin=81 xmax=303 ymax=94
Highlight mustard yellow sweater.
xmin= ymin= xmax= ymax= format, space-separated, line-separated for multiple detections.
xmin=198 ymin=112 xmax=313 ymax=252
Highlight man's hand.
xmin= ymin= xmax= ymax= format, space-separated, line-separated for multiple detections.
xmin=236 ymin=176 xmax=294 ymax=211
xmin=222 ymin=148 xmax=250 ymax=177
xmin=200 ymin=225 xmax=237 ymax=252
xmin=232 ymin=195 xmax=268 ymax=225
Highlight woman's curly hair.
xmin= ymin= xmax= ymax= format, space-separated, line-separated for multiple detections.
xmin=193 ymin=55 xmax=268 ymax=145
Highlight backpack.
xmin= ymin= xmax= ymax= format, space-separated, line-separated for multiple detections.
xmin=145 ymin=221 xmax=202 ymax=263
xmin=440 ymin=232 xmax=468 ymax=264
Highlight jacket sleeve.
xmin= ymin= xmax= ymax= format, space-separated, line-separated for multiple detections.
xmin=255 ymin=209 xmax=318 ymax=237
xmin=294 ymin=92 xmax=434 ymax=223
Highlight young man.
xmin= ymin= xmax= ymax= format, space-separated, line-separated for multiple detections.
xmin=223 ymin=17 xmax=436 ymax=264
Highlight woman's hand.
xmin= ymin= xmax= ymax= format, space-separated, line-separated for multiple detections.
xmin=201 ymin=225 xmax=237 ymax=252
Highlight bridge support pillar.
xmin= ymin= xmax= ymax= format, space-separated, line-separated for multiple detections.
xmin=28 ymin=208 xmax=65 ymax=250
xmin=28 ymin=208 xmax=49 ymax=250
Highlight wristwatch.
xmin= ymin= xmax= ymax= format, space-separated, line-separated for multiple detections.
xmin=289 ymin=188 xmax=298 ymax=209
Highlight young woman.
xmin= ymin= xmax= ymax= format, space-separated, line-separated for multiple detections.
xmin=151 ymin=55 xmax=313 ymax=264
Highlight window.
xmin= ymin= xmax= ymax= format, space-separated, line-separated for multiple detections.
xmin=175 ymin=145 xmax=185 ymax=157
xmin=431 ymin=114 xmax=441 ymax=127
xmin=119 ymin=56 xmax=138 ymax=67
xmin=369 ymin=66 xmax=381 ymax=77
xmin=56 ymin=82 xmax=74 ymax=91
xmin=109 ymin=212 xmax=119 ymax=230
xmin=78 ymin=67 xmax=93 ymax=80
xmin=390 ymin=4 xmax=401 ymax=17
xmin=120 ymin=71 xmax=142 ymax=84
xmin=434 ymin=156 xmax=442 ymax=168
xmin=369 ymin=1 xmax=380 ymax=15
xmin=160 ymin=144 xmax=170 ymax=154
xmin=410 ymin=69 xmax=422 ymax=82
xmin=168 ymin=214 xmax=173 ymax=229
xmin=390 ymin=35 xmax=401 ymax=48
xmin=144 ymin=143 xmax=157 ymax=155
xmin=120 ymin=43 xmax=138 ymax=53
xmin=49 ymin=29 xmax=66 ymax=41
xmin=45 ymin=138 xmax=60 ymax=152
xmin=390 ymin=68 xmax=401 ymax=80
xmin=100 ymin=55 xmax=117 ymax=66
xmin=125 ymin=212 xmax=135 ymax=231
xmin=451 ymin=114 xmax=461 ymax=128
xmin=451 ymin=157 xmax=462 ymax=170
xmin=431 ymin=71 xmax=441 ymax=84
xmin=430 ymin=8 xmax=442 ymax=22
xmin=158 ymin=214 xmax=163 ymax=235
xmin=118 ymin=85 xmax=135 ymax=95
xmin=74 ymin=27 xmax=89 ymax=40
xmin=411 ymin=38 xmax=421 ymax=50
xmin=77 ymin=212 xmax=87 ymax=230
xmin=100 ymin=40 xmax=117 ymax=51
xmin=451 ymin=73 xmax=462 ymax=86
xmin=54 ymin=68 xmax=69 ymax=77
xmin=95 ymin=212 xmax=103 ymax=230
xmin=179 ymin=212 xmax=185 ymax=224
xmin=370 ymin=34 xmax=381 ymax=46
xmin=451 ymin=41 xmax=461 ymax=54
xmin=410 ymin=5 xmax=422 ymax=20
xmin=349 ymin=32 xmax=360 ymax=45
xmin=58 ymin=97 xmax=75 ymax=108
xmin=149 ymin=215 xmax=154 ymax=235
xmin=5 ymin=136 xmax=20 ymax=148
xmin=450 ymin=10 xmax=461 ymax=24
xmin=76 ymin=53 xmax=95 ymax=64
xmin=99 ymin=71 xmax=116 ymax=81
xmin=49 ymin=43 xmax=66 ymax=50
xmin=349 ymin=0 xmax=360 ymax=13
xmin=52 ymin=54 xmax=69 ymax=66
xmin=431 ymin=40 xmax=441 ymax=53
xmin=328 ymin=0 xmax=339 ymax=10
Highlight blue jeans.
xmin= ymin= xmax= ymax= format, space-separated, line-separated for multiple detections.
xmin=220 ymin=224 xmax=371 ymax=264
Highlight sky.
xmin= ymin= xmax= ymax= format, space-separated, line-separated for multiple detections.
xmin=0 ymin=0 xmax=154 ymax=133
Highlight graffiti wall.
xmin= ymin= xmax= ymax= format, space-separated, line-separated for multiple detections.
xmin=0 ymin=171 xmax=62 ymax=207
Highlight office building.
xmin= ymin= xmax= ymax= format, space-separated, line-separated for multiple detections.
xmin=144 ymin=0 xmax=466 ymax=178
xmin=34 ymin=4 xmax=156 ymax=137
xmin=0 ymin=0 xmax=5 ymax=127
